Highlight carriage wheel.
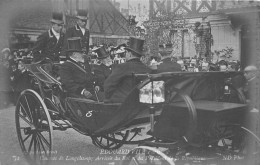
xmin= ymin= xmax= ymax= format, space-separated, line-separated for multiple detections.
xmin=15 ymin=89 xmax=53 ymax=164
xmin=226 ymin=126 xmax=260 ymax=161
xmin=92 ymin=130 xmax=129 ymax=150
xmin=122 ymin=146 xmax=175 ymax=165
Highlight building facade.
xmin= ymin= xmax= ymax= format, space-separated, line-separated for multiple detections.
xmin=146 ymin=0 xmax=260 ymax=66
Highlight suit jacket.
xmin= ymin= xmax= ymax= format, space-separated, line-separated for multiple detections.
xmin=63 ymin=24 xmax=90 ymax=54
xmin=156 ymin=58 xmax=182 ymax=73
xmin=244 ymin=77 xmax=258 ymax=109
xmin=104 ymin=58 xmax=151 ymax=103
xmin=32 ymin=29 xmax=64 ymax=62
xmin=59 ymin=59 xmax=94 ymax=97
xmin=92 ymin=63 xmax=112 ymax=91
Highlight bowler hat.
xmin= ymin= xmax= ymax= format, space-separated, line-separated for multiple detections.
xmin=66 ymin=37 xmax=83 ymax=54
xmin=94 ymin=46 xmax=109 ymax=59
xmin=76 ymin=10 xmax=88 ymax=20
xmin=125 ymin=37 xmax=145 ymax=56
xmin=50 ymin=12 xmax=64 ymax=25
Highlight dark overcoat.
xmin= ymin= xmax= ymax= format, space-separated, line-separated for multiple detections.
xmin=104 ymin=58 xmax=151 ymax=103
xmin=63 ymin=24 xmax=90 ymax=54
xmin=32 ymin=29 xmax=64 ymax=62
xmin=156 ymin=58 xmax=182 ymax=73
xmin=59 ymin=59 xmax=94 ymax=97
xmin=92 ymin=63 xmax=112 ymax=91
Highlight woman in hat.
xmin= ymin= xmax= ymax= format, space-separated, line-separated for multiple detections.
xmin=104 ymin=37 xmax=151 ymax=103
xmin=32 ymin=12 xmax=64 ymax=62
xmin=63 ymin=9 xmax=90 ymax=55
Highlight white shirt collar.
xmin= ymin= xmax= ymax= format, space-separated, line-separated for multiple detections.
xmin=51 ymin=28 xmax=60 ymax=40
xmin=79 ymin=26 xmax=85 ymax=35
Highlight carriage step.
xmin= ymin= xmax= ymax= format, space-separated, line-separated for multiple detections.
xmin=52 ymin=126 xmax=70 ymax=131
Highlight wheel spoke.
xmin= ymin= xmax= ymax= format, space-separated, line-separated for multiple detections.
xmin=20 ymin=103 xmax=31 ymax=122
xmin=132 ymin=157 xmax=140 ymax=165
xmin=34 ymin=134 xmax=37 ymax=158
xmin=107 ymin=138 xmax=110 ymax=146
xmin=23 ymin=134 xmax=32 ymax=143
xmin=28 ymin=134 xmax=35 ymax=153
xmin=37 ymin=133 xmax=47 ymax=155
xmin=18 ymin=113 xmax=34 ymax=128
xmin=24 ymin=95 xmax=34 ymax=123
xmin=99 ymin=137 xmax=103 ymax=143
xmin=37 ymin=132 xmax=51 ymax=149
xmin=35 ymin=135 xmax=42 ymax=156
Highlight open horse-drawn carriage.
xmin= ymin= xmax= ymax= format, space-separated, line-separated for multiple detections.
xmin=15 ymin=62 xmax=260 ymax=165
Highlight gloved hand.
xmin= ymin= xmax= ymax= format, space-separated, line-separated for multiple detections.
xmin=95 ymin=86 xmax=100 ymax=93
xmin=83 ymin=90 xmax=92 ymax=99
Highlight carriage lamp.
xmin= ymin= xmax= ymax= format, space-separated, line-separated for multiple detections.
xmin=139 ymin=81 xmax=165 ymax=132
xmin=139 ymin=81 xmax=165 ymax=104
xmin=139 ymin=81 xmax=165 ymax=133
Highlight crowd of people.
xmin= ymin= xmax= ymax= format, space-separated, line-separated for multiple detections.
xmin=0 ymin=10 xmax=259 ymax=108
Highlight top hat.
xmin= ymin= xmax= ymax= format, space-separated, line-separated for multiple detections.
xmin=159 ymin=43 xmax=173 ymax=56
xmin=125 ymin=37 xmax=145 ymax=56
xmin=94 ymin=46 xmax=109 ymax=59
xmin=66 ymin=37 xmax=83 ymax=54
xmin=76 ymin=10 xmax=88 ymax=20
xmin=50 ymin=12 xmax=64 ymax=25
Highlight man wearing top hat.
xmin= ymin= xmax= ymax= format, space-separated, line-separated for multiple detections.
xmin=92 ymin=46 xmax=113 ymax=91
xmin=104 ymin=37 xmax=151 ymax=103
xmin=63 ymin=10 xmax=90 ymax=55
xmin=59 ymin=37 xmax=95 ymax=99
xmin=32 ymin=12 xmax=65 ymax=62
xmin=156 ymin=44 xmax=181 ymax=73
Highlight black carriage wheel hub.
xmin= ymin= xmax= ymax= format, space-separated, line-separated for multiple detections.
xmin=23 ymin=127 xmax=36 ymax=135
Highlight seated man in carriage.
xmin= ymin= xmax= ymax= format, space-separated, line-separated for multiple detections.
xmin=92 ymin=46 xmax=113 ymax=101
xmin=104 ymin=37 xmax=151 ymax=103
xmin=92 ymin=46 xmax=113 ymax=90
xmin=59 ymin=38 xmax=96 ymax=100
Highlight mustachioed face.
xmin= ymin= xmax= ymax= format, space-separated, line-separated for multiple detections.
xmin=77 ymin=19 xmax=87 ymax=28
xmin=52 ymin=23 xmax=63 ymax=33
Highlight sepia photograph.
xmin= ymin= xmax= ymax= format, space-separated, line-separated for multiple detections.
xmin=0 ymin=0 xmax=260 ymax=165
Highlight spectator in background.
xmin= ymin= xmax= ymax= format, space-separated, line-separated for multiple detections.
xmin=1 ymin=48 xmax=10 ymax=61
xmin=243 ymin=65 xmax=259 ymax=103
xmin=242 ymin=65 xmax=259 ymax=156
xmin=156 ymin=44 xmax=181 ymax=73
xmin=0 ymin=54 xmax=11 ymax=109
xmin=63 ymin=10 xmax=90 ymax=55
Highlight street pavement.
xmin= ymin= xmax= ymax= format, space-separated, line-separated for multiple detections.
xmin=0 ymin=106 xmax=139 ymax=165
